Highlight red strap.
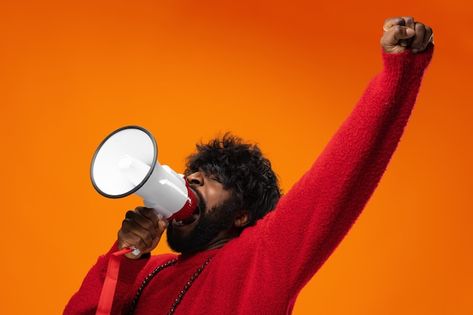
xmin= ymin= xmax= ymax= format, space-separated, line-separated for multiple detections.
xmin=96 ymin=248 xmax=132 ymax=315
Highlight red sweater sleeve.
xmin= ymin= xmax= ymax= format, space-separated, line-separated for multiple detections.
xmin=63 ymin=242 xmax=150 ymax=315
xmin=256 ymin=44 xmax=434 ymax=294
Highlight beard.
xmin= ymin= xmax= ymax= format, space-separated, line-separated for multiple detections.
xmin=166 ymin=195 xmax=239 ymax=254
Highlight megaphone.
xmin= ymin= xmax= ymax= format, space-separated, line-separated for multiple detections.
xmin=90 ymin=126 xmax=199 ymax=222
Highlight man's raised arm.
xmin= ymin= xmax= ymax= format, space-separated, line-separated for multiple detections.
xmin=253 ymin=16 xmax=434 ymax=294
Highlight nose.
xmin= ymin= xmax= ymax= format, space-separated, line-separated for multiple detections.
xmin=186 ymin=171 xmax=204 ymax=186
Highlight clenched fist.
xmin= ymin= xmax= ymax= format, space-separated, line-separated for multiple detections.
xmin=118 ymin=207 xmax=168 ymax=259
xmin=381 ymin=16 xmax=434 ymax=54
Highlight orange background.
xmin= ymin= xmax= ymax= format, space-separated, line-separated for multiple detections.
xmin=1 ymin=1 xmax=472 ymax=314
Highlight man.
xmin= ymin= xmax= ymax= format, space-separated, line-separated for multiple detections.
xmin=65 ymin=16 xmax=434 ymax=315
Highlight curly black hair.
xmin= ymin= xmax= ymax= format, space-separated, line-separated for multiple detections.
xmin=184 ymin=133 xmax=281 ymax=228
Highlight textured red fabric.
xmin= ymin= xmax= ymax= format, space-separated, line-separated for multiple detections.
xmin=64 ymin=45 xmax=434 ymax=315
xmin=96 ymin=248 xmax=133 ymax=315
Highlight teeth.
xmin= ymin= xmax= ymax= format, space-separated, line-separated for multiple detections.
xmin=173 ymin=219 xmax=184 ymax=226
xmin=172 ymin=215 xmax=200 ymax=227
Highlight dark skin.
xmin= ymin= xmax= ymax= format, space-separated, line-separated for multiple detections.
xmin=118 ymin=171 xmax=249 ymax=259
xmin=381 ymin=16 xmax=433 ymax=54
xmin=118 ymin=16 xmax=434 ymax=259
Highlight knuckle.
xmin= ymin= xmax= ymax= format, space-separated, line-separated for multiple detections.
xmin=416 ymin=22 xmax=425 ymax=31
xmin=139 ymin=218 xmax=155 ymax=232
xmin=383 ymin=17 xmax=394 ymax=25
xmin=125 ymin=210 xmax=135 ymax=219
xmin=142 ymin=220 xmax=153 ymax=230
xmin=391 ymin=25 xmax=404 ymax=36
xmin=118 ymin=229 xmax=125 ymax=241
xmin=137 ymin=207 xmax=154 ymax=218
xmin=137 ymin=206 xmax=152 ymax=214
xmin=119 ymin=232 xmax=136 ymax=246
xmin=144 ymin=234 xmax=153 ymax=246
xmin=121 ymin=218 xmax=133 ymax=230
xmin=138 ymin=238 xmax=148 ymax=249
xmin=121 ymin=230 xmax=133 ymax=240
xmin=137 ymin=221 xmax=149 ymax=231
xmin=384 ymin=16 xmax=400 ymax=26
xmin=120 ymin=222 xmax=129 ymax=233
xmin=147 ymin=227 xmax=157 ymax=240
xmin=393 ymin=25 xmax=402 ymax=32
xmin=129 ymin=234 xmax=142 ymax=247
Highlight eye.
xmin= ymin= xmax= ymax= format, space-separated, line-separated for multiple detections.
xmin=207 ymin=175 xmax=221 ymax=183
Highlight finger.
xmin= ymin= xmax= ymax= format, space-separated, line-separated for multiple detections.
xmin=383 ymin=16 xmax=414 ymax=31
xmin=401 ymin=16 xmax=415 ymax=30
xmin=126 ymin=210 xmax=157 ymax=238
xmin=135 ymin=207 xmax=159 ymax=229
xmin=385 ymin=25 xmax=415 ymax=46
xmin=121 ymin=214 xmax=156 ymax=246
xmin=399 ymin=38 xmax=410 ymax=47
xmin=383 ymin=16 xmax=415 ymax=47
xmin=413 ymin=25 xmax=433 ymax=53
xmin=118 ymin=237 xmax=130 ymax=250
xmin=410 ymin=22 xmax=426 ymax=51
xmin=118 ymin=238 xmax=141 ymax=256
xmin=119 ymin=227 xmax=152 ymax=250
xmin=423 ymin=25 xmax=434 ymax=48
xmin=383 ymin=17 xmax=404 ymax=31
xmin=392 ymin=25 xmax=415 ymax=41
xmin=118 ymin=219 xmax=155 ymax=249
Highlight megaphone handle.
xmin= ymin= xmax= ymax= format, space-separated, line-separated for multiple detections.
xmin=96 ymin=247 xmax=137 ymax=315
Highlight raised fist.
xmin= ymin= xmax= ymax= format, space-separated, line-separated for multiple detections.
xmin=381 ymin=16 xmax=434 ymax=54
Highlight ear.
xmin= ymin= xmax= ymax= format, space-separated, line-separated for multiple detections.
xmin=234 ymin=211 xmax=250 ymax=228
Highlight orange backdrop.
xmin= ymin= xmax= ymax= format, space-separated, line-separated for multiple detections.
xmin=1 ymin=0 xmax=472 ymax=314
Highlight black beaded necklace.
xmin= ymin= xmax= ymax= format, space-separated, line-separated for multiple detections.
xmin=127 ymin=256 xmax=213 ymax=315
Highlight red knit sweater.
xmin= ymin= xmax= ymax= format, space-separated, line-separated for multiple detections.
xmin=65 ymin=45 xmax=434 ymax=315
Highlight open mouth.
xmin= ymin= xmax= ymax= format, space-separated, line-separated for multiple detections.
xmin=171 ymin=213 xmax=199 ymax=227
xmin=171 ymin=188 xmax=202 ymax=227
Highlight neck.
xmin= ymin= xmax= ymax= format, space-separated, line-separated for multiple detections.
xmin=181 ymin=231 xmax=236 ymax=256
xmin=203 ymin=237 xmax=233 ymax=250
xmin=203 ymin=227 xmax=241 ymax=251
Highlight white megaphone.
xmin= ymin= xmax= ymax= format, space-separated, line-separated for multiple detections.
xmin=90 ymin=126 xmax=199 ymax=224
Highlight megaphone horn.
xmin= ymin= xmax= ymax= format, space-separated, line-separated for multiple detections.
xmin=90 ymin=125 xmax=198 ymax=221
